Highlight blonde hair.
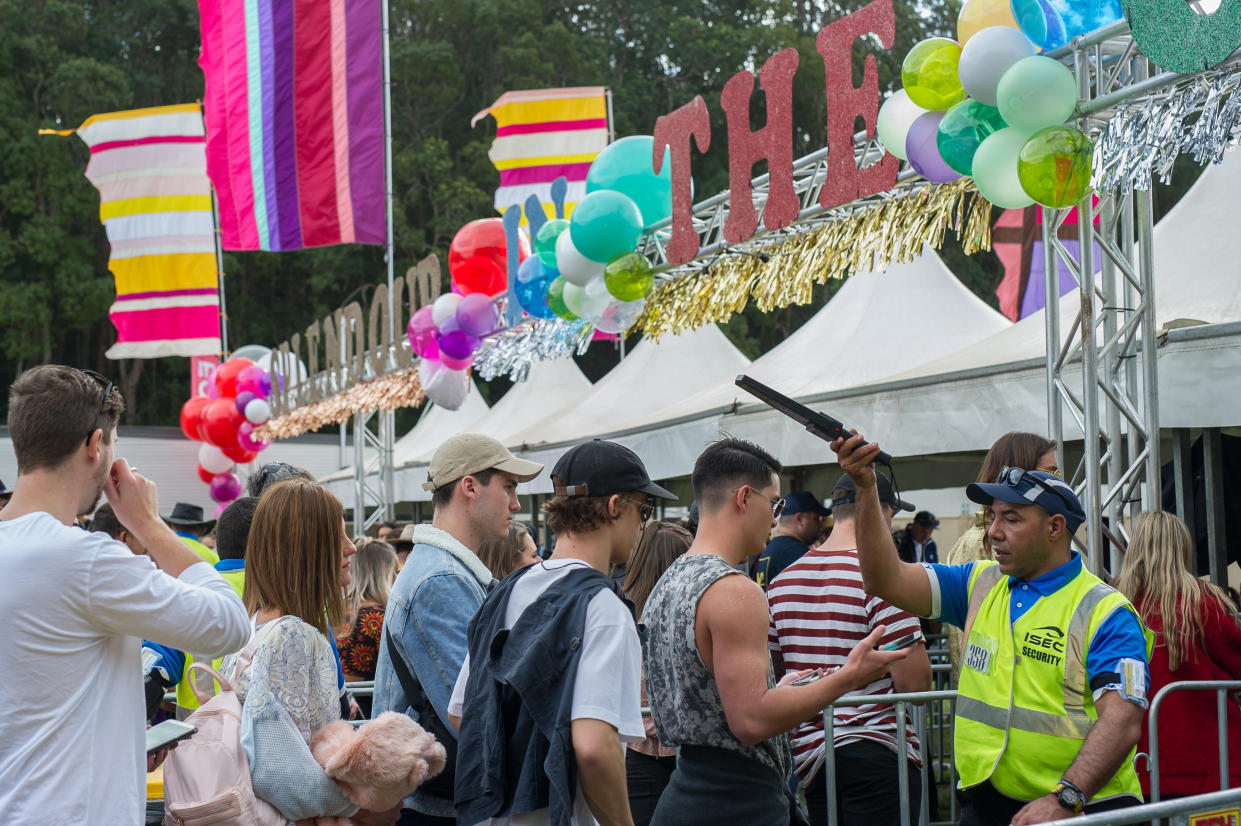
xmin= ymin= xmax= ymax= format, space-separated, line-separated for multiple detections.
xmin=345 ymin=537 xmax=397 ymax=630
xmin=244 ymin=479 xmax=346 ymax=635
xmin=1113 ymin=510 xmax=1241 ymax=670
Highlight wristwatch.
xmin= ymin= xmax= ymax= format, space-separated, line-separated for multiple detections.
xmin=1052 ymin=779 xmax=1086 ymax=815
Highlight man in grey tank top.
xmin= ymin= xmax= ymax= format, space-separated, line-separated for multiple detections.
xmin=643 ymin=438 xmax=910 ymax=825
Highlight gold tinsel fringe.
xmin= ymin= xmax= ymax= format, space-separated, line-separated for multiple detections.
xmin=257 ymin=368 xmax=425 ymax=441
xmin=639 ymin=180 xmax=993 ymax=340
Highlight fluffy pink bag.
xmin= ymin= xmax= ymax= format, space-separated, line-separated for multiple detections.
xmin=307 ymin=711 xmax=448 ymax=826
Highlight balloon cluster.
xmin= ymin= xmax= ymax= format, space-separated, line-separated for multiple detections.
xmin=516 ymin=135 xmax=668 ymax=334
xmin=878 ymin=10 xmax=1097 ymax=211
xmin=179 ymin=357 xmax=274 ymax=512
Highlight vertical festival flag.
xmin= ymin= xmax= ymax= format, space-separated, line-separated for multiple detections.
xmin=993 ymin=204 xmax=1102 ymax=321
xmin=75 ymin=104 xmax=222 ymax=359
xmin=197 ymin=0 xmax=385 ymax=251
xmin=472 ymin=87 xmax=610 ymax=220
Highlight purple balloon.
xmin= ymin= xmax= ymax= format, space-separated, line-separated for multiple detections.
xmin=235 ymin=365 xmax=269 ymax=398
xmin=406 ymin=305 xmax=439 ymax=359
xmin=235 ymin=391 xmax=258 ymax=414
xmin=906 ymin=112 xmax=962 ymax=184
xmin=455 ymin=293 xmax=500 ymax=338
xmin=209 ymin=471 xmax=242 ymax=503
xmin=437 ymin=329 xmax=480 ymax=361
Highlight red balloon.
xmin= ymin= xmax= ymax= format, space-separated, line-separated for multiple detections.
xmin=197 ymin=464 xmax=216 ymax=484
xmin=222 ymin=444 xmax=258 ymax=464
xmin=214 ymin=357 xmax=255 ymax=398
xmin=201 ymin=398 xmax=245 ymax=448
xmin=180 ymin=397 xmax=210 ymax=441
xmin=448 ymin=218 xmax=530 ymax=296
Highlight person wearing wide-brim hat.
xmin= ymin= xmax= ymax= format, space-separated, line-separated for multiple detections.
xmin=164 ymin=502 xmax=219 ymax=565
xmin=0 ymin=479 xmax=11 ymax=510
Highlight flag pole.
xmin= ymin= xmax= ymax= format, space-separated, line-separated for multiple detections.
xmin=605 ymin=86 xmax=615 ymax=145
xmin=201 ymin=102 xmax=230 ymax=358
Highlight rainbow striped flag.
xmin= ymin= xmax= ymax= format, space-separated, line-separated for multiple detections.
xmin=472 ymin=87 xmax=609 ymax=220
xmin=197 ymin=0 xmax=385 ymax=251
xmin=76 ymin=104 xmax=222 ymax=359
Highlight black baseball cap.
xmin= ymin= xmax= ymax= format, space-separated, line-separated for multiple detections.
xmin=783 ymin=491 xmax=830 ymax=517
xmin=551 ymin=440 xmax=676 ymax=501
xmin=831 ymin=472 xmax=915 ymax=512
xmin=913 ymin=510 xmax=940 ymax=528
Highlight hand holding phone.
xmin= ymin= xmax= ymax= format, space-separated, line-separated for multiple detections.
xmin=880 ymin=631 xmax=923 ymax=652
xmin=146 ymin=719 xmax=197 ymax=754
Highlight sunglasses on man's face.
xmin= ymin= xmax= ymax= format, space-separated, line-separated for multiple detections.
xmin=78 ymin=369 xmax=113 ymax=446
xmin=731 ymin=487 xmax=786 ymax=520
xmin=619 ymin=495 xmax=654 ymax=523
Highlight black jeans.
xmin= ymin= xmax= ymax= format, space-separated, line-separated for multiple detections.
xmin=804 ymin=740 xmax=922 ymax=826
xmin=959 ymin=781 xmax=1139 ymax=826
xmin=627 ymin=749 xmax=678 ymax=826
xmin=394 ymin=810 xmax=455 ymax=826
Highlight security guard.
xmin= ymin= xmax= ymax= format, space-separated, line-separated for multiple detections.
xmin=832 ymin=432 xmax=1151 ymax=826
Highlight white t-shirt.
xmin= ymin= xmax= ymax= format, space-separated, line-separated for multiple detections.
xmin=448 ymin=559 xmax=645 ymax=826
xmin=0 ymin=511 xmax=250 ymax=824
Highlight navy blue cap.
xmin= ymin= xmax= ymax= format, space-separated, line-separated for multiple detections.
xmin=967 ymin=469 xmax=1085 ymax=533
xmin=783 ymin=491 xmax=830 ymax=517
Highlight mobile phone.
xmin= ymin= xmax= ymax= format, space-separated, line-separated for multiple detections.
xmin=880 ymin=632 xmax=923 ymax=652
xmin=146 ymin=719 xmax=197 ymax=754
xmin=790 ymin=669 xmax=825 ymax=686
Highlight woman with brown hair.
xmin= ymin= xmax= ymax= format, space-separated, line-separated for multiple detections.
xmin=621 ymin=520 xmax=694 ymax=826
xmin=475 ymin=521 xmax=540 ymax=580
xmin=222 ymin=479 xmax=395 ymax=824
xmin=1113 ymin=511 xmax=1241 ymax=799
xmin=944 ymin=431 xmax=1058 ymax=681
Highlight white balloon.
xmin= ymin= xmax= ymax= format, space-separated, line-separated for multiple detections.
xmin=876 ymin=90 xmax=929 ymax=162
xmin=198 ymin=443 xmax=234 ymax=475
xmin=244 ymin=398 xmax=271 ymax=424
xmin=959 ymin=26 xmax=1036 ymax=107
xmin=419 ymin=358 xmax=470 ymax=410
xmin=580 ymin=275 xmax=613 ymax=320
xmin=562 ymin=281 xmax=585 ymax=317
xmin=594 ymin=296 xmax=645 ymax=335
xmin=555 ymin=230 xmax=605 ymax=286
xmin=227 ymin=344 xmax=271 ymax=363
xmin=432 ymin=293 xmax=462 ymax=326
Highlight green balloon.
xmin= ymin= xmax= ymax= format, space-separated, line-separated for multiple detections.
xmin=1017 ymin=125 xmax=1094 ymax=208
xmin=603 ymin=252 xmax=654 ymax=302
xmin=936 ymin=100 xmax=1008 ymax=176
xmin=534 ymin=219 xmax=569 ymax=267
xmin=546 ymin=277 xmax=578 ymax=320
xmin=901 ymin=38 xmax=968 ymax=111
xmin=971 ymin=127 xmax=1035 ymax=209
xmin=996 ymin=56 xmax=1077 ymax=134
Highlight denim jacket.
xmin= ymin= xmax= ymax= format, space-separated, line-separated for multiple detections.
xmin=373 ymin=524 xmax=495 ymax=817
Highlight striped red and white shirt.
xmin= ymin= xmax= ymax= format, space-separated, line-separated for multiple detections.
xmin=767 ymin=548 xmax=923 ymax=784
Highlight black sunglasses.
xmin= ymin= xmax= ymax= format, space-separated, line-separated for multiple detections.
xmin=79 ymin=369 xmax=113 ymax=445
xmin=618 ymin=495 xmax=654 ymax=523
xmin=996 ymin=466 xmax=1077 ymax=513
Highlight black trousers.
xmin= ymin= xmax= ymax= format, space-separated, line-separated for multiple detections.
xmin=958 ymin=781 xmax=1139 ymax=826
xmin=804 ymin=739 xmax=922 ymax=826
xmin=627 ymin=749 xmax=678 ymax=826
xmin=394 ymin=809 xmax=455 ymax=826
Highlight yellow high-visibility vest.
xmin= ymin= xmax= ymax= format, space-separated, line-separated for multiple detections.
xmin=175 ymin=566 xmax=245 ymax=713
xmin=955 ymin=560 xmax=1153 ymax=803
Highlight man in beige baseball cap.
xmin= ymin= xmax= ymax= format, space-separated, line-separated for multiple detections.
xmin=373 ymin=433 xmax=543 ymax=821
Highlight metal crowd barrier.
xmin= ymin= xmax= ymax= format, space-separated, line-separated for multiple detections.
xmin=163 ymin=679 xmax=376 ymax=708
xmin=1040 ymin=786 xmax=1241 ymax=826
xmin=1147 ymin=679 xmax=1241 ymax=804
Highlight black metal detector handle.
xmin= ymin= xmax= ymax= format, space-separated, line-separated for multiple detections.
xmin=734 ymin=374 xmax=894 ymax=466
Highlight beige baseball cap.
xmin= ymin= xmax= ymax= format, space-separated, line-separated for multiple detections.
xmin=422 ymin=433 xmax=544 ymax=492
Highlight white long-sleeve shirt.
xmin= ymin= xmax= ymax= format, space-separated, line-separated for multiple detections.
xmin=0 ymin=511 xmax=250 ymax=824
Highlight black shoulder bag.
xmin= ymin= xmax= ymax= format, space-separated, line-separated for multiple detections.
xmin=385 ymin=629 xmax=458 ymax=802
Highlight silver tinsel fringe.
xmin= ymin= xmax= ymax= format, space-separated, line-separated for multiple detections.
xmin=472 ymin=318 xmax=595 ymax=382
xmin=1093 ymin=69 xmax=1241 ymax=194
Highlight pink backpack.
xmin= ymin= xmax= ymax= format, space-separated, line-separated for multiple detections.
xmin=162 ymin=622 xmax=287 ymax=826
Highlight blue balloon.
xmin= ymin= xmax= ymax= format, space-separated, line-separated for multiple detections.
xmin=515 ymin=255 xmax=557 ymax=319
xmin=568 ymin=190 xmax=644 ymax=264
xmin=585 ymin=135 xmax=673 ymax=229
xmin=1012 ymin=0 xmax=1108 ymax=49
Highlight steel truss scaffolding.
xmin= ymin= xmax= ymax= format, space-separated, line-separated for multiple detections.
xmin=352 ymin=408 xmax=395 ymax=532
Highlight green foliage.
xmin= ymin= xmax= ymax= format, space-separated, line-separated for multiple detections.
xmin=0 ymin=0 xmax=1206 ymax=428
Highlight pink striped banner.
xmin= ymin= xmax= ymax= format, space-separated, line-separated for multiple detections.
xmin=495 ymin=118 xmax=608 ymax=138
xmin=499 ymin=162 xmax=592 ymax=188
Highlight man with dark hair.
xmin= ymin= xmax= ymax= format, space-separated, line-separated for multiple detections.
xmin=897 ymin=510 xmax=940 ymax=565
xmin=89 ymin=501 xmax=144 ymax=555
xmin=450 ymin=439 xmax=675 ymax=825
xmin=377 ymin=520 xmax=399 ymax=540
xmin=246 ymin=459 xmax=315 ymax=498
xmin=750 ymin=490 xmax=830 ymax=589
xmin=643 ymin=438 xmax=908 ymax=825
xmin=373 ymin=433 xmax=543 ymax=825
xmin=0 ymin=365 xmax=249 ymax=822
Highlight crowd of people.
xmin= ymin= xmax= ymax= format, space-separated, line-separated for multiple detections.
xmin=2 ymin=363 xmax=1240 ymax=826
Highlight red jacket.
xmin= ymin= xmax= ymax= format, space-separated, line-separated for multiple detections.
xmin=1137 ymin=591 xmax=1241 ymax=798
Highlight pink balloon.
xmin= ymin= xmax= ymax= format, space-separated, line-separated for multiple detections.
xmin=209 ymin=471 xmax=242 ymax=503
xmin=205 ymin=366 xmax=221 ymax=399
xmin=235 ymin=391 xmax=258 ymax=414
xmin=439 ymin=352 xmax=474 ymax=371
xmin=235 ymin=365 xmax=271 ymax=398
xmin=406 ymin=305 xmax=439 ymax=359
xmin=237 ymin=421 xmax=269 ymax=453
xmin=455 ymin=293 xmax=501 ymax=338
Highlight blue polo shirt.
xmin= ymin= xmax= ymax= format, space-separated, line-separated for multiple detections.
xmin=924 ymin=552 xmax=1149 ymax=698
